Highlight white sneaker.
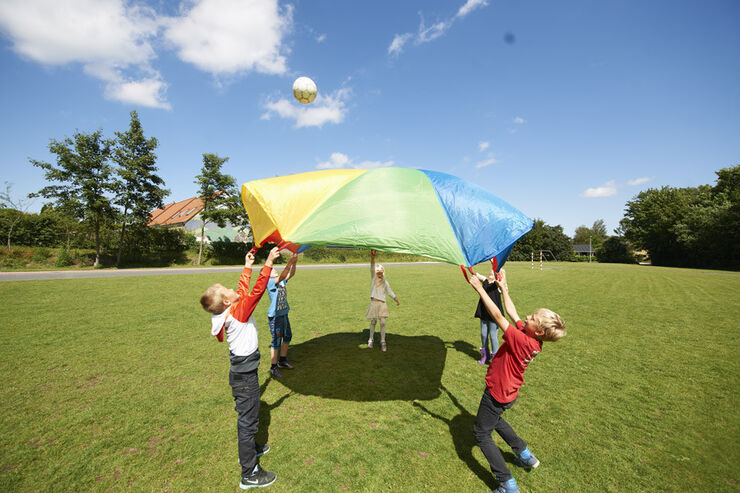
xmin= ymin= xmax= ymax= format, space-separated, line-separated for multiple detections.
xmin=367 ymin=339 xmax=373 ymax=349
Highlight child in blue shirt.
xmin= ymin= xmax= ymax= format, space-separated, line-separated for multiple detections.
xmin=266 ymin=252 xmax=298 ymax=377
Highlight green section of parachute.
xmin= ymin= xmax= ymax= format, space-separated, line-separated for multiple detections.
xmin=289 ymin=167 xmax=466 ymax=265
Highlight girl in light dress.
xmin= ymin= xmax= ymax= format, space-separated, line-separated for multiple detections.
xmin=365 ymin=250 xmax=399 ymax=352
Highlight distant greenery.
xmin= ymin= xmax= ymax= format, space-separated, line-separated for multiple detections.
xmin=619 ymin=165 xmax=739 ymax=270
xmin=0 ymin=263 xmax=737 ymax=492
xmin=510 ymin=219 xmax=575 ymax=261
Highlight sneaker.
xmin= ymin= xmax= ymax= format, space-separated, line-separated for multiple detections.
xmin=367 ymin=339 xmax=373 ymax=349
xmin=255 ymin=443 xmax=270 ymax=457
xmin=269 ymin=366 xmax=282 ymax=378
xmin=491 ymin=478 xmax=518 ymax=493
xmin=381 ymin=341 xmax=387 ymax=352
xmin=478 ymin=347 xmax=488 ymax=365
xmin=277 ymin=360 xmax=294 ymax=369
xmin=513 ymin=448 xmax=540 ymax=469
xmin=239 ymin=464 xmax=276 ymax=489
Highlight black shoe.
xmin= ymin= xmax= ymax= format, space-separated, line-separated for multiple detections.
xmin=239 ymin=465 xmax=277 ymax=489
xmin=277 ymin=359 xmax=294 ymax=369
xmin=255 ymin=443 xmax=270 ymax=457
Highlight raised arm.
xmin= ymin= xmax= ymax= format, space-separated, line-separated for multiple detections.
xmin=370 ymin=249 xmax=376 ymax=280
xmin=286 ymin=252 xmax=298 ymax=280
xmin=236 ymin=251 xmax=256 ymax=298
xmin=277 ymin=252 xmax=298 ymax=283
xmin=496 ymin=269 xmax=520 ymax=323
xmin=469 ymin=276 xmax=508 ymax=329
xmin=232 ymin=247 xmax=280 ymax=322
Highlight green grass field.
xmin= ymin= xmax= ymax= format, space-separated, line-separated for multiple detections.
xmin=1 ymin=262 xmax=738 ymax=492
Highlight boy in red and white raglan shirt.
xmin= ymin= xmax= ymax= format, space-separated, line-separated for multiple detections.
xmin=468 ymin=269 xmax=566 ymax=493
xmin=200 ymin=247 xmax=280 ymax=490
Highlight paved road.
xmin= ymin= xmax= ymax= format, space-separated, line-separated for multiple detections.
xmin=0 ymin=262 xmax=441 ymax=281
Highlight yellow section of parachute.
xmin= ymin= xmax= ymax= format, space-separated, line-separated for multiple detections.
xmin=241 ymin=169 xmax=366 ymax=246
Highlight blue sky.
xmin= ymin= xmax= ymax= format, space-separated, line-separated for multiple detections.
xmin=1 ymin=0 xmax=738 ymax=237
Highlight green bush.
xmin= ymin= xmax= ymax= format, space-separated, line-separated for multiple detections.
xmin=596 ymin=236 xmax=637 ymax=264
xmin=55 ymin=246 xmax=73 ymax=267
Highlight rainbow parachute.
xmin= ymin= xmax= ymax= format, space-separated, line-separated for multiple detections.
xmin=241 ymin=168 xmax=533 ymax=268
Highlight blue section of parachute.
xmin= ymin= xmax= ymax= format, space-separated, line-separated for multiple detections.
xmin=420 ymin=169 xmax=533 ymax=267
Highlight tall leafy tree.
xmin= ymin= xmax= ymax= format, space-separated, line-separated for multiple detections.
xmin=194 ymin=153 xmax=246 ymax=265
xmin=619 ymin=185 xmax=709 ymax=267
xmin=113 ymin=110 xmax=169 ymax=266
xmin=30 ymin=130 xmax=116 ymax=267
xmin=0 ymin=182 xmax=31 ymax=251
xmin=511 ymin=219 xmax=575 ymax=261
xmin=573 ymin=219 xmax=608 ymax=249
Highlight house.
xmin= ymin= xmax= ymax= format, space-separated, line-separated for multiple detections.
xmin=573 ymin=244 xmax=595 ymax=257
xmin=148 ymin=196 xmax=250 ymax=243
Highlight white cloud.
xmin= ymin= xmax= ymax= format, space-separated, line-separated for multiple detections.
xmin=513 ymin=116 xmax=526 ymax=124
xmin=262 ymin=88 xmax=350 ymax=128
xmin=389 ymin=0 xmax=489 ymax=57
xmin=478 ymin=141 xmax=490 ymax=152
xmin=164 ymin=0 xmax=292 ymax=76
xmin=456 ymin=0 xmax=488 ymax=18
xmin=417 ymin=20 xmax=450 ymax=43
xmin=105 ymin=77 xmax=171 ymax=110
xmin=317 ymin=152 xmax=351 ymax=169
xmin=316 ymin=33 xmax=327 ymax=43
xmin=628 ymin=177 xmax=650 ymax=186
xmin=388 ymin=33 xmax=413 ymax=56
xmin=0 ymin=0 xmax=296 ymax=108
xmin=316 ymin=152 xmax=393 ymax=170
xmin=583 ymin=181 xmax=617 ymax=198
xmin=475 ymin=154 xmax=499 ymax=169
xmin=0 ymin=0 xmax=168 ymax=108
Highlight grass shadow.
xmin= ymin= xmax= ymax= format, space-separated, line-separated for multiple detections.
xmin=255 ymin=376 xmax=292 ymax=447
xmin=277 ymin=330 xmax=445 ymax=401
xmin=413 ymin=385 xmax=517 ymax=491
xmin=451 ymin=339 xmax=483 ymax=363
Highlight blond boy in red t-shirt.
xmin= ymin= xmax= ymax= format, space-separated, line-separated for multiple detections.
xmin=468 ymin=269 xmax=566 ymax=493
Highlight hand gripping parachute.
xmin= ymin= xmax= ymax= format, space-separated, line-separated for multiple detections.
xmin=241 ymin=168 xmax=533 ymax=273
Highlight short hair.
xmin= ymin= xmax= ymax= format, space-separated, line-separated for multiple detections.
xmin=200 ymin=284 xmax=227 ymax=314
xmin=535 ymin=308 xmax=566 ymax=342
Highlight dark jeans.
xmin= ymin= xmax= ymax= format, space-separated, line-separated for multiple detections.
xmin=229 ymin=370 xmax=260 ymax=478
xmin=473 ymin=389 xmax=527 ymax=482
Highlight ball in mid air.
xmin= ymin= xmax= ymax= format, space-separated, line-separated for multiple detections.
xmin=292 ymin=76 xmax=317 ymax=104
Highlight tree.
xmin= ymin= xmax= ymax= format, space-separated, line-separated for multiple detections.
xmin=113 ymin=110 xmax=169 ymax=266
xmin=620 ymin=185 xmax=710 ymax=267
xmin=510 ymin=219 xmax=575 ymax=261
xmin=596 ymin=236 xmax=636 ymax=263
xmin=30 ymin=130 xmax=116 ymax=267
xmin=0 ymin=182 xmax=31 ymax=251
xmin=193 ymin=153 xmax=247 ymax=265
xmin=573 ymin=219 xmax=608 ymax=249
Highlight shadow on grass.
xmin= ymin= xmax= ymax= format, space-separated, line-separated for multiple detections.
xmin=413 ymin=385 xmax=517 ymax=491
xmin=277 ymin=330 xmax=445 ymax=401
xmin=450 ymin=339 xmax=484 ymax=363
xmin=256 ymin=376 xmax=292 ymax=447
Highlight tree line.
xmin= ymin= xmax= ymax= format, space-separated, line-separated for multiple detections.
xmin=2 ymin=114 xmax=736 ymax=270
xmin=0 ymin=111 xmax=245 ymax=267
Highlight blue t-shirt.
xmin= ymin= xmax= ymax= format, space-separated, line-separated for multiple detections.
xmin=267 ymin=278 xmax=289 ymax=317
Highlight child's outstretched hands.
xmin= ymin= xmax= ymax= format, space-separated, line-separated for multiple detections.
xmin=469 ymin=274 xmax=483 ymax=291
xmin=265 ymin=246 xmax=280 ymax=267
xmin=245 ymin=251 xmax=255 ymax=267
xmin=370 ymin=249 xmax=376 ymax=258
xmin=495 ymin=269 xmax=508 ymax=292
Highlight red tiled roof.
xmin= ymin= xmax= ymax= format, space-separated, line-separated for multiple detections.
xmin=148 ymin=197 xmax=204 ymax=226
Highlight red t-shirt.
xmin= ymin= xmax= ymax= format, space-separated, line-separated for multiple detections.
xmin=484 ymin=320 xmax=543 ymax=404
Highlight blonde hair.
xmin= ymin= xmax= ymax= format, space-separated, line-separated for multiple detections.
xmin=535 ymin=308 xmax=566 ymax=342
xmin=200 ymin=284 xmax=227 ymax=314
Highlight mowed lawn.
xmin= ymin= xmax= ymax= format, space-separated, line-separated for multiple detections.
xmin=0 ymin=262 xmax=738 ymax=492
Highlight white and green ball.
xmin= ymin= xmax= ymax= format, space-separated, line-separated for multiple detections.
xmin=292 ymin=76 xmax=317 ymax=104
